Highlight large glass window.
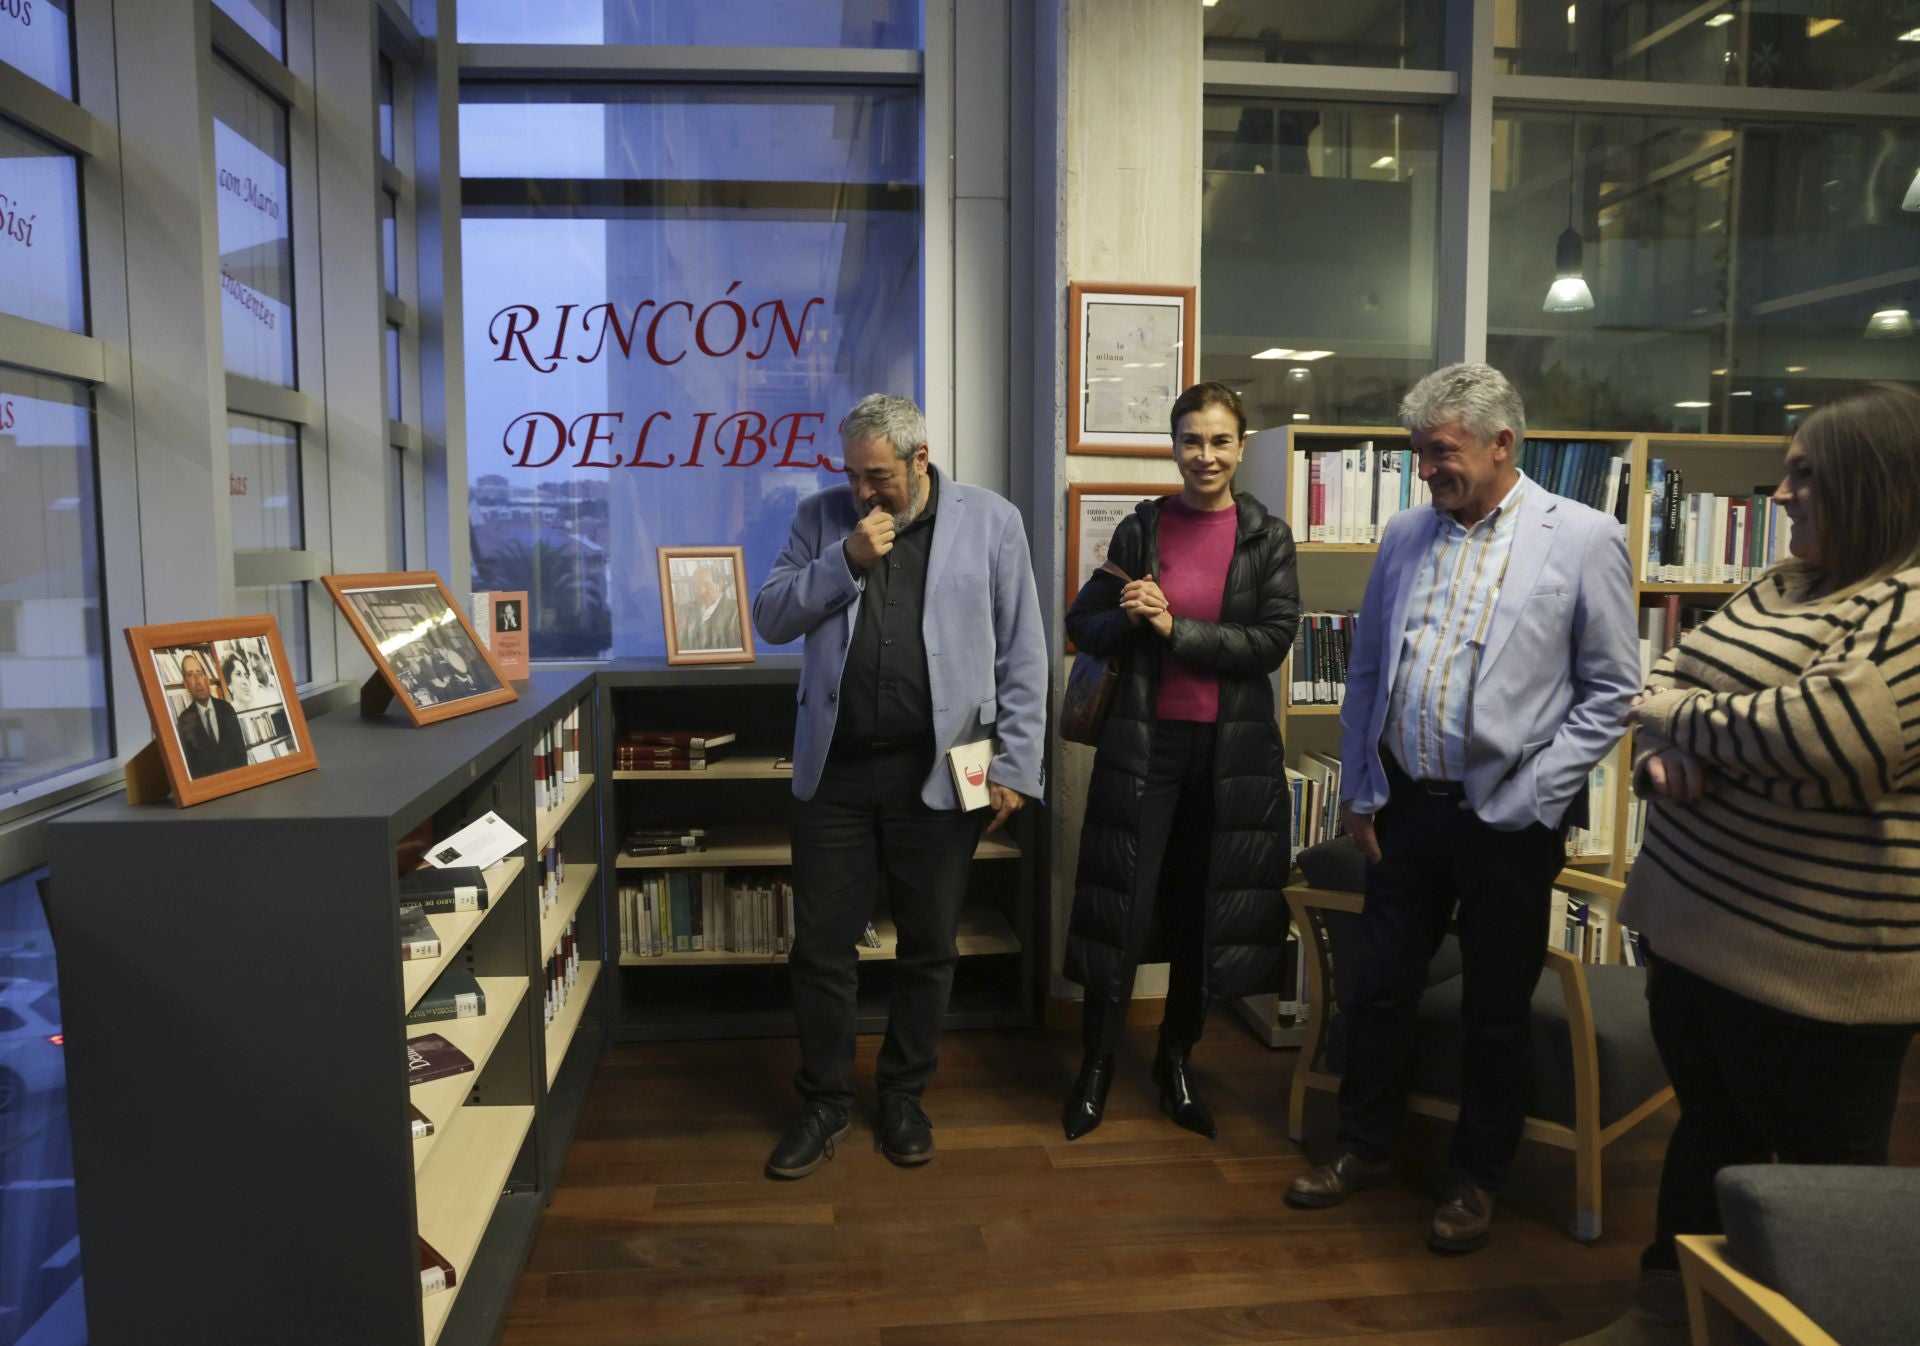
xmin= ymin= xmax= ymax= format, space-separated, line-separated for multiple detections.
xmin=460 ymin=84 xmax=920 ymax=659
xmin=227 ymin=413 xmax=302 ymax=549
xmin=455 ymin=0 xmax=921 ymax=48
xmin=234 ymin=584 xmax=309 ymax=686
xmin=0 ymin=369 xmax=109 ymax=806
xmin=212 ymin=58 xmax=296 ymax=387
xmin=1499 ymin=0 xmax=1920 ymax=91
xmin=0 ymin=119 xmax=86 ymax=334
xmin=0 ymin=867 xmax=81 ymax=1346
xmin=1489 ymin=111 xmax=1920 ymax=432
xmin=1201 ymin=98 xmax=1440 ymax=427
xmin=1204 ymin=0 xmax=1444 ymax=69
xmin=0 ymin=0 xmax=75 ymax=99
xmin=212 ymin=0 xmax=285 ymax=60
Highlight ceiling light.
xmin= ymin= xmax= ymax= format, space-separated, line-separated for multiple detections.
xmin=1786 ymin=403 xmax=1813 ymax=411
xmin=1202 ymin=0 xmax=1220 ymax=7
xmin=1807 ymin=17 xmax=1842 ymax=38
xmin=1731 ymin=390 xmax=1753 ymax=396
xmin=1711 ymin=367 xmax=1727 ymax=376
xmin=1371 ymin=155 xmax=1396 ymax=169
xmin=1899 ymin=27 xmax=1920 ymax=41
xmin=1543 ymin=228 xmax=1595 ymax=313
xmin=1566 ymin=4 xmax=1576 ymax=21
xmin=1704 ymin=11 xmax=1734 ymax=26
xmin=1291 ymin=412 xmax=1310 ymax=420
xmin=1785 ymin=364 xmax=1807 ymax=373
xmin=1674 ymin=401 xmax=1711 ymax=409
xmin=1864 ymin=306 xmax=1914 ymax=339
xmin=1252 ymin=348 xmax=1294 ymax=360
xmin=1290 ymin=350 xmax=1334 ymax=360
xmin=1904 ymin=167 xmax=1920 ymax=212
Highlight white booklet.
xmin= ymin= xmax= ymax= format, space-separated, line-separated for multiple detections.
xmin=426 ymin=811 xmax=527 ymax=871
xmin=947 ymin=738 xmax=995 ymax=812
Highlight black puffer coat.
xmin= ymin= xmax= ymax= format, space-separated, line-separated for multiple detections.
xmin=1063 ymin=492 xmax=1300 ymax=1003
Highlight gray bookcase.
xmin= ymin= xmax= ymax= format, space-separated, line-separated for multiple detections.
xmin=45 ymin=669 xmax=607 ymax=1346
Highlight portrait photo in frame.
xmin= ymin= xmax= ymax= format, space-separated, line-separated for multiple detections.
xmin=322 ymin=571 xmax=518 ymax=726
xmin=1064 ymin=482 xmax=1180 ymax=650
xmin=125 ymin=615 xmax=318 ymax=807
xmin=657 ymin=546 xmax=755 ymax=666
xmin=1067 ymin=281 xmax=1195 ymax=457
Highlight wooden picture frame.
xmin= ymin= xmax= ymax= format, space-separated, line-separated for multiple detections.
xmin=125 ymin=615 xmax=318 ymax=807
xmin=1065 ymin=481 xmax=1180 ymax=610
xmin=658 ymin=545 xmax=756 ymax=666
xmin=322 ymin=571 xmax=518 ymax=726
xmin=1067 ymin=281 xmax=1195 ymax=457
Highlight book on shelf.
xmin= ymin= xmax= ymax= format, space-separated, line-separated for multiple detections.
xmin=1285 ymin=751 xmax=1343 ymax=856
xmin=1564 ymin=762 xmax=1617 ymax=859
xmin=419 ymin=1238 xmax=456 ymax=1296
xmin=615 ymin=751 xmax=710 ymax=772
xmin=1289 ymin=612 xmax=1356 ymax=706
xmin=1517 ymin=439 xmax=1632 ymax=528
xmin=860 ymin=920 xmax=883 ymax=950
xmin=544 ymin=917 xmax=581 ymax=1026
xmin=621 ymin=729 xmax=737 ymax=751
xmin=1288 ymin=442 xmax=1433 ymax=543
xmin=405 ymin=966 xmax=487 ymax=1025
xmin=398 ymin=904 xmax=441 ymax=962
xmin=409 ymin=1103 xmax=433 ymax=1141
xmin=1643 ymin=459 xmax=1786 ymax=582
xmin=620 ymin=871 xmax=794 ymax=956
xmin=622 ymin=826 xmax=706 ymax=856
xmin=1548 ymin=888 xmax=1643 ymax=967
xmin=397 ymin=864 xmax=489 ymax=914
xmin=405 ymin=1032 xmax=475 ymax=1086
xmin=1637 ymin=596 xmax=1721 ymax=680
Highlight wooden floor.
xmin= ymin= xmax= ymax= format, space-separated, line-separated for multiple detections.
xmin=501 ymin=1013 xmax=1920 ymax=1345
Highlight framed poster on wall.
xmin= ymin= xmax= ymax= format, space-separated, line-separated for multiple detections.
xmin=1064 ymin=482 xmax=1180 ymax=612
xmin=1067 ymin=281 xmax=1195 ymax=457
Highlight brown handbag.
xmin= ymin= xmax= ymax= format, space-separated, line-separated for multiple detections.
xmin=1059 ymin=561 xmax=1131 ymax=747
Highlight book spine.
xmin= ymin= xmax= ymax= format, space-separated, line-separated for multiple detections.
xmin=1308 ymin=453 xmax=1325 ymax=542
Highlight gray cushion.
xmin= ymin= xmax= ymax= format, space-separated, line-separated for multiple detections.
xmin=1326 ymin=962 xmax=1667 ymax=1128
xmin=1716 ymin=1164 xmax=1920 ymax=1346
xmin=1297 ymin=838 xmax=1366 ymax=893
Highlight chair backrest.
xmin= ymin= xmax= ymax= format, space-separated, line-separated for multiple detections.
xmin=1294 ymin=839 xmax=1462 ymax=1009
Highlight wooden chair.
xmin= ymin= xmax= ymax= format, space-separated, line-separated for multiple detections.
xmin=1677 ymin=1236 xmax=1841 ymax=1346
xmin=1284 ymin=853 xmax=1674 ymax=1242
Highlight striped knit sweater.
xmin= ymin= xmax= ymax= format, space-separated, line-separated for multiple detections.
xmin=1617 ymin=566 xmax=1920 ymax=1026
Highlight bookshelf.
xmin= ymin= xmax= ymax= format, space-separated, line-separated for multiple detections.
xmin=597 ymin=658 xmax=1041 ymax=1042
xmin=45 ymin=669 xmax=609 ymax=1346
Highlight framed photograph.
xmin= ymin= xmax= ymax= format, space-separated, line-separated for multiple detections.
xmin=1067 ymin=281 xmax=1195 ymax=457
xmin=657 ymin=546 xmax=755 ymax=666
xmin=322 ymin=571 xmax=518 ymax=726
xmin=1065 ymin=482 xmax=1180 ymax=611
xmin=125 ymin=616 xmax=317 ymax=807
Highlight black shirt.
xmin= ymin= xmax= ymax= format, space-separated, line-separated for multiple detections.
xmin=832 ymin=469 xmax=939 ymax=752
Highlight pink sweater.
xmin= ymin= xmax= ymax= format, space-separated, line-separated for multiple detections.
xmin=1154 ymin=497 xmax=1237 ymax=721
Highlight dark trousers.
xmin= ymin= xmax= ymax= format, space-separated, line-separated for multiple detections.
xmin=1642 ymin=952 xmax=1914 ymax=1272
xmin=1087 ymin=719 xmax=1214 ymax=1059
xmin=789 ymin=745 xmax=982 ymax=1117
xmin=1336 ymin=760 xmax=1567 ymax=1191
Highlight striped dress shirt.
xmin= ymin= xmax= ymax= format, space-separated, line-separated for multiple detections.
xmin=1385 ymin=474 xmax=1528 ymax=782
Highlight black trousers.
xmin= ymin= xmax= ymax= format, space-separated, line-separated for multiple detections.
xmin=1087 ymin=719 xmax=1214 ymax=1059
xmin=1642 ymin=952 xmax=1914 ymax=1272
xmin=788 ymin=745 xmax=982 ymax=1117
xmin=1336 ymin=759 xmax=1567 ymax=1191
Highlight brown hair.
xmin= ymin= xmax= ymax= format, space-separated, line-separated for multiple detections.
xmin=1169 ymin=381 xmax=1246 ymax=440
xmin=1791 ymin=383 xmax=1920 ymax=591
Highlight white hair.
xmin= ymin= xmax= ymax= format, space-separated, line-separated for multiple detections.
xmin=840 ymin=393 xmax=928 ymax=461
xmin=1399 ymin=363 xmax=1527 ymax=445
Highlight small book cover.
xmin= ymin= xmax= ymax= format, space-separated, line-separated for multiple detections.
xmin=409 ymin=1103 xmax=434 ymax=1141
xmin=946 ymin=738 xmax=994 ymax=811
xmin=399 ymin=905 xmax=442 ymax=962
xmin=398 ymin=865 xmax=489 ymax=913
xmin=471 ymin=589 xmax=530 ymax=681
xmin=406 ymin=1033 xmax=475 ymax=1086
xmin=406 ymin=966 xmax=487 ymax=1025
xmin=419 ymin=1238 xmax=456 ymax=1296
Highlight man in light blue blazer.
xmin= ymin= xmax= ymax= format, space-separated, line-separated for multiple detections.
xmin=751 ymin=393 xmax=1047 ymax=1180
xmin=1285 ymin=364 xmax=1639 ymax=1254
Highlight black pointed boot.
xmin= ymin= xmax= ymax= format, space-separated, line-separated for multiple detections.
xmin=1062 ymin=995 xmax=1122 ymax=1140
xmin=1151 ymin=1039 xmax=1217 ymax=1139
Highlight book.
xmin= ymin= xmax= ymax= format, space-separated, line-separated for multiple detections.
xmin=621 ymin=729 xmax=736 ymax=750
xmin=469 ymin=590 xmax=530 ymax=681
xmin=406 ymin=967 xmax=487 ymax=1025
xmin=405 ymin=1033 xmax=475 ymax=1086
xmin=615 ymin=754 xmax=709 ymax=772
xmin=947 ymin=737 xmax=994 ymax=811
xmin=409 ymin=1103 xmax=433 ymax=1141
xmin=398 ymin=905 xmax=441 ymax=962
xmin=419 ymin=1238 xmax=456 ymax=1296
xmin=398 ymin=865 xmax=489 ymax=914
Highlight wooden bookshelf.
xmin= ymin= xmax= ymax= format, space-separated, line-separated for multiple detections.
xmin=610 ymin=754 xmax=793 ymax=781
xmin=543 ymin=961 xmax=603 ymax=1089
xmin=410 ymin=977 xmax=529 ymax=1174
xmin=614 ymin=824 xmax=1021 ymax=869
xmin=416 ymin=1102 xmax=536 ymax=1346
xmin=534 ymin=771 xmax=595 ymax=852
xmin=617 ymin=903 xmax=1019 ymax=967
xmin=1284 ymin=704 xmax=1343 ymax=717
xmin=403 ymin=857 xmax=524 ymax=1014
xmin=1294 ymin=543 xmax=1379 ymax=555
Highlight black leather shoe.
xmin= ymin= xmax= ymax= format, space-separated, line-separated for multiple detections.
xmin=878 ymin=1093 xmax=934 ymax=1166
xmin=1061 ymin=1053 xmax=1115 ymax=1140
xmin=1284 ymin=1150 xmax=1394 ymax=1209
xmin=765 ymin=1105 xmax=851 ymax=1180
xmin=1151 ymin=1041 xmax=1217 ymax=1140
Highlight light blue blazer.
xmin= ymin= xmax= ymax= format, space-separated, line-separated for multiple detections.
xmin=751 ymin=467 xmax=1049 ymax=808
xmin=1338 ymin=487 xmax=1639 ymax=832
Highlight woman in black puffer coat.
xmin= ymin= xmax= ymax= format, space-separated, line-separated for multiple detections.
xmin=1061 ymin=382 xmax=1300 ymax=1141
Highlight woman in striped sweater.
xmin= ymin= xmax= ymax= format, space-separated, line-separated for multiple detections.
xmin=1567 ymin=383 xmax=1920 ymax=1346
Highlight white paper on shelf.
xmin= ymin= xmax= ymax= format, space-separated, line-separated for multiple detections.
xmin=425 ymin=811 xmax=527 ymax=871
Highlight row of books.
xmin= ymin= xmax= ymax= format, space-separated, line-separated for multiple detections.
xmin=539 ymin=839 xmax=567 ymax=919
xmin=1285 ymin=752 xmax=1343 ymax=855
xmin=614 ymin=728 xmax=736 ymax=772
xmin=535 ymin=706 xmax=582 ymax=812
xmin=544 ymin=917 xmax=581 ymax=1028
xmin=1548 ymin=888 xmax=1646 ymax=967
xmin=1564 ymin=762 xmax=1616 ymax=859
xmin=1515 ymin=439 xmax=1632 ymax=521
xmin=623 ymin=825 xmax=707 ymax=857
xmin=1645 ymin=461 xmax=1786 ymax=582
xmin=1289 ymin=612 xmax=1356 ymax=706
xmin=1637 ymin=597 xmax=1718 ymax=683
xmin=1286 ymin=444 xmax=1435 ymax=543
xmin=619 ymin=871 xmax=795 ymax=956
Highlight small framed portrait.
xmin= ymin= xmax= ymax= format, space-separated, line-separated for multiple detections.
xmin=657 ymin=546 xmax=755 ymax=666
xmin=322 ymin=571 xmax=518 ymax=726
xmin=1067 ymin=281 xmax=1195 ymax=457
xmin=126 ymin=616 xmax=317 ymax=807
xmin=1065 ymin=482 xmax=1181 ymax=609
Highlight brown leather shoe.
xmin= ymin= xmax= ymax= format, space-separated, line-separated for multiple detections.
xmin=1428 ymin=1180 xmax=1494 ymax=1254
xmin=1284 ymin=1151 xmax=1393 ymax=1209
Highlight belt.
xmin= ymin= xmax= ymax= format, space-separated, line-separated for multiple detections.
xmin=1386 ymin=754 xmax=1466 ymax=801
xmin=833 ymin=736 xmax=934 ymax=759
